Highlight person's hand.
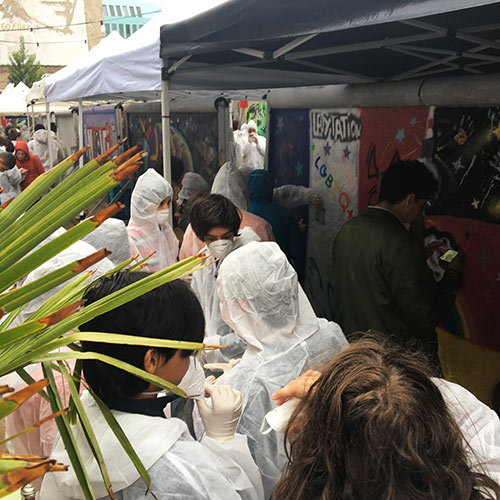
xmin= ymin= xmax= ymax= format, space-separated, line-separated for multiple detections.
xmin=425 ymin=241 xmax=446 ymax=259
xmin=308 ymin=193 xmax=324 ymax=207
xmin=0 ymin=185 xmax=3 ymax=193
xmin=196 ymin=384 xmax=242 ymax=443
xmin=248 ymin=133 xmax=258 ymax=144
xmin=447 ymin=249 xmax=465 ymax=274
xmin=19 ymin=168 xmax=27 ymax=178
xmin=271 ymin=369 xmax=321 ymax=406
xmin=204 ymin=358 xmax=240 ymax=375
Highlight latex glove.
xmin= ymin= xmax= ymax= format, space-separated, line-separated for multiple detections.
xmin=204 ymin=358 xmax=241 ymax=375
xmin=197 ymin=383 xmax=242 ymax=443
xmin=308 ymin=193 xmax=324 ymax=207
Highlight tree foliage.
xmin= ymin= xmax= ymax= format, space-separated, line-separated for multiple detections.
xmin=7 ymin=36 xmax=45 ymax=88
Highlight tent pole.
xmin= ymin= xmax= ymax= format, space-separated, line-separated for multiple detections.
xmin=78 ymin=99 xmax=84 ymax=167
xmin=46 ymin=102 xmax=52 ymax=170
xmin=161 ymin=59 xmax=173 ymax=226
xmin=215 ymin=97 xmax=230 ymax=165
xmin=30 ymin=102 xmax=35 ymax=134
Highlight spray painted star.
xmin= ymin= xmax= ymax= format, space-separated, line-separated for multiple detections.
xmin=452 ymin=157 xmax=465 ymax=170
xmin=409 ymin=117 xmax=417 ymax=127
xmin=396 ymin=128 xmax=406 ymax=143
xmin=471 ymin=198 xmax=480 ymax=209
xmin=277 ymin=115 xmax=285 ymax=132
xmin=295 ymin=160 xmax=303 ymax=177
xmin=342 ymin=146 xmax=351 ymax=160
xmin=323 ymin=142 xmax=332 ymax=156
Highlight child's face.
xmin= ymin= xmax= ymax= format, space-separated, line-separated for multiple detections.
xmin=148 ymin=349 xmax=191 ymax=387
xmin=15 ymin=150 xmax=28 ymax=162
xmin=0 ymin=159 xmax=8 ymax=172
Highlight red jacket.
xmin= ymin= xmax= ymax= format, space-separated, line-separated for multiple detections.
xmin=15 ymin=141 xmax=45 ymax=190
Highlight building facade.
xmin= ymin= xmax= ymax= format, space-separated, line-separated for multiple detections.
xmin=102 ymin=1 xmax=158 ymax=38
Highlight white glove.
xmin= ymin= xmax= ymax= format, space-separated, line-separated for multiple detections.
xmin=308 ymin=192 xmax=324 ymax=207
xmin=204 ymin=358 xmax=241 ymax=375
xmin=196 ymin=383 xmax=242 ymax=443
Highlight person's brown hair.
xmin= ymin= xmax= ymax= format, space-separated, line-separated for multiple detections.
xmin=273 ymin=339 xmax=500 ymax=500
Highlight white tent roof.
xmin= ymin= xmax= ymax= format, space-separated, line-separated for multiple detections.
xmin=41 ymin=1 xmax=232 ymax=103
xmin=0 ymin=82 xmax=30 ymax=114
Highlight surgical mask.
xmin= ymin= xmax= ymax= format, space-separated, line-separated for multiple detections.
xmin=208 ymin=239 xmax=234 ymax=260
xmin=177 ymin=357 xmax=205 ymax=399
xmin=156 ymin=208 xmax=170 ymax=225
xmin=260 ymin=398 xmax=299 ymax=434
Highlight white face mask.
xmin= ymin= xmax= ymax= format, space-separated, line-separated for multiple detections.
xmin=156 ymin=208 xmax=170 ymax=225
xmin=177 ymin=357 xmax=205 ymax=400
xmin=208 ymin=239 xmax=234 ymax=260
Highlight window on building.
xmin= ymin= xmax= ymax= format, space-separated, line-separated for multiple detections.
xmin=105 ymin=23 xmax=110 ymax=35
xmin=103 ymin=5 xmax=108 ymax=16
xmin=116 ymin=5 xmax=122 ymax=16
xmin=136 ymin=6 xmax=143 ymax=17
xmin=118 ymin=24 xmax=124 ymax=36
xmin=129 ymin=6 xmax=135 ymax=16
xmin=111 ymin=23 xmax=117 ymax=31
xmin=109 ymin=5 xmax=115 ymax=15
xmin=122 ymin=6 xmax=128 ymax=16
xmin=125 ymin=24 xmax=131 ymax=37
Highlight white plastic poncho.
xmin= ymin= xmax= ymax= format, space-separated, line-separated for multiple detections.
xmin=40 ymin=391 xmax=264 ymax=500
xmin=432 ymin=378 xmax=500 ymax=485
xmin=216 ymin=241 xmax=347 ymax=498
xmin=82 ymin=218 xmax=130 ymax=267
xmin=191 ymin=227 xmax=260 ymax=363
xmin=0 ymin=166 xmax=22 ymax=204
xmin=127 ymin=169 xmax=179 ymax=272
xmin=240 ymin=120 xmax=266 ymax=172
xmin=211 ymin=161 xmax=249 ymax=210
xmin=178 ymin=172 xmax=208 ymax=204
xmin=27 ymin=129 xmax=65 ymax=171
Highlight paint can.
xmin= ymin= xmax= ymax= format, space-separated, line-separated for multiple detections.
xmin=20 ymin=483 xmax=37 ymax=500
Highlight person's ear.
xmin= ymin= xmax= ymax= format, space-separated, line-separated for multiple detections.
xmin=143 ymin=348 xmax=161 ymax=374
xmin=404 ymin=193 xmax=416 ymax=207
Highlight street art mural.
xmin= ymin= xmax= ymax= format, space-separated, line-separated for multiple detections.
xmin=82 ymin=106 xmax=117 ymax=161
xmin=268 ymin=109 xmax=310 ymax=282
xmin=358 ymin=106 xmax=430 ymax=212
xmin=268 ymin=104 xmax=500 ymax=408
xmin=306 ymin=109 xmax=361 ymax=319
xmin=126 ymin=112 xmax=218 ymax=184
xmin=426 ymin=107 xmax=500 ymax=405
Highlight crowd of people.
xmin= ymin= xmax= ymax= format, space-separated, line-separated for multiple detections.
xmin=2 ymin=120 xmax=500 ymax=499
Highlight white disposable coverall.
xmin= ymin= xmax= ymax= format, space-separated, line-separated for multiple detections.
xmin=40 ymin=391 xmax=264 ymax=500
xmin=0 ymin=166 xmax=22 ymax=204
xmin=27 ymin=129 xmax=65 ymax=171
xmin=241 ymin=120 xmax=266 ymax=172
xmin=216 ymin=241 xmax=347 ymax=498
xmin=178 ymin=172 xmax=208 ymax=204
xmin=82 ymin=218 xmax=130 ymax=266
xmin=191 ymin=227 xmax=260 ymax=364
xmin=127 ymin=169 xmax=178 ymax=272
xmin=433 ymin=378 xmax=500 ymax=486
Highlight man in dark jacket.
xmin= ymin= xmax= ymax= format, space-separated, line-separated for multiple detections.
xmin=332 ymin=160 xmax=463 ymax=363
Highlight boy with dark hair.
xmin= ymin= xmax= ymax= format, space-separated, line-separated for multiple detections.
xmin=40 ymin=271 xmax=264 ymax=500
xmin=0 ymin=151 xmax=22 ymax=204
xmin=332 ymin=160 xmax=463 ymax=365
xmin=189 ymin=193 xmax=260 ymax=362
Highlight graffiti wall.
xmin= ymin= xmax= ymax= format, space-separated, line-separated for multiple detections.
xmin=306 ymin=109 xmax=361 ymax=318
xmin=82 ymin=106 xmax=117 ymax=161
xmin=268 ymin=109 xmax=310 ymax=281
xmin=126 ymin=112 xmax=218 ymax=185
xmin=268 ymin=104 xmax=500 ymax=407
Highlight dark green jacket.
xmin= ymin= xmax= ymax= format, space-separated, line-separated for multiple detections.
xmin=332 ymin=207 xmax=460 ymax=348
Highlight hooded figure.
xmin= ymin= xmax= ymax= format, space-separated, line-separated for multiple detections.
xmin=241 ymin=120 xmax=266 ymax=171
xmin=248 ymin=170 xmax=301 ymax=263
xmin=82 ymin=218 xmax=130 ymax=267
xmin=15 ymin=141 xmax=44 ymax=190
xmin=179 ymin=162 xmax=274 ymax=260
xmin=127 ymin=169 xmax=179 ymax=272
xmin=176 ymin=172 xmax=208 ymax=232
xmin=28 ymin=128 xmax=65 ymax=171
xmin=216 ymin=242 xmax=347 ymax=498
